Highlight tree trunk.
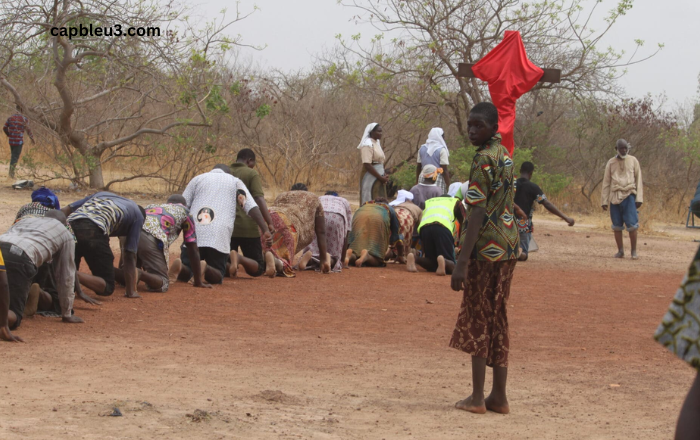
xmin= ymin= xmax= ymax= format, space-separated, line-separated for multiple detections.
xmin=89 ymin=161 xmax=105 ymax=189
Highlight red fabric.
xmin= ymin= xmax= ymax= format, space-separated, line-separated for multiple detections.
xmin=471 ymin=31 xmax=543 ymax=156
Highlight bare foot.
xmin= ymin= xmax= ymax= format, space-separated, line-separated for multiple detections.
xmin=229 ymin=251 xmax=238 ymax=277
xmin=631 ymin=251 xmax=639 ymax=260
xmin=436 ymin=255 xmax=446 ymax=276
xmin=455 ymin=396 xmax=486 ymax=414
xmin=355 ymin=249 xmax=369 ymax=267
xmin=614 ymin=251 xmax=624 ymax=258
xmin=485 ymin=394 xmax=510 ymax=414
xmin=124 ymin=292 xmax=141 ymax=298
xmin=24 ymin=283 xmax=41 ymax=318
xmin=321 ymin=253 xmax=331 ymax=274
xmin=200 ymin=260 xmax=208 ymax=280
xmin=344 ymin=249 xmax=353 ymax=268
xmin=168 ymin=258 xmax=182 ymax=283
xmin=298 ymin=250 xmax=313 ymax=270
xmin=264 ymin=251 xmax=276 ymax=278
xmin=406 ymin=253 xmax=418 ymax=273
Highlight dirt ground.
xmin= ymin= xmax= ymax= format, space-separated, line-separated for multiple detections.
xmin=0 ymin=183 xmax=699 ymax=439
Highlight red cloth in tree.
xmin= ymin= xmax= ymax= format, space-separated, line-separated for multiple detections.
xmin=472 ymin=31 xmax=543 ymax=156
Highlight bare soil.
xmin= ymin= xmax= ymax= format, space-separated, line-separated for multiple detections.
xmin=0 ymin=184 xmax=698 ymax=439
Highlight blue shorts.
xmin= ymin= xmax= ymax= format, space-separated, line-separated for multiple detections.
xmin=519 ymin=232 xmax=531 ymax=253
xmin=610 ymin=195 xmax=639 ymax=232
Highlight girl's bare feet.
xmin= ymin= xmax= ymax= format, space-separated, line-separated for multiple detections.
xmin=406 ymin=253 xmax=418 ymax=273
xmin=455 ymin=396 xmax=486 ymax=414
xmin=264 ymin=251 xmax=276 ymax=278
xmin=436 ymin=255 xmax=446 ymax=276
xmin=485 ymin=394 xmax=510 ymax=414
xmin=321 ymin=253 xmax=331 ymax=274
xmin=229 ymin=250 xmax=238 ymax=277
xmin=355 ymin=249 xmax=369 ymax=267
xmin=344 ymin=249 xmax=353 ymax=268
xmin=298 ymin=250 xmax=313 ymax=270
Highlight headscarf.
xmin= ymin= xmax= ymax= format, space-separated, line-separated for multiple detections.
xmin=421 ymin=164 xmax=443 ymax=180
xmin=389 ymin=189 xmax=414 ymax=207
xmin=31 ymin=187 xmax=60 ymax=209
xmin=325 ymin=191 xmax=339 ymax=197
xmin=357 ymin=123 xmax=379 ymax=149
xmin=448 ymin=182 xmax=462 ymax=198
xmin=424 ymin=127 xmax=449 ymax=156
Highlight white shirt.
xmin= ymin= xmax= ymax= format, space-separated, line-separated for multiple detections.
xmin=182 ymin=169 xmax=258 ymax=254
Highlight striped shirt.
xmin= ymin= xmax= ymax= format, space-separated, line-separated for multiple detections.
xmin=3 ymin=114 xmax=33 ymax=145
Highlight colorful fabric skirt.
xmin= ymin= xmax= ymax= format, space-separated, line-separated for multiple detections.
xmin=305 ymin=212 xmax=346 ymax=272
xmin=348 ymin=204 xmax=390 ymax=261
xmin=262 ymin=211 xmax=298 ymax=278
xmin=392 ymin=207 xmax=415 ymax=253
xmin=449 ymin=259 xmax=517 ymax=367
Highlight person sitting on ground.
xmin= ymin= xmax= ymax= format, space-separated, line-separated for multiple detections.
xmin=264 ymin=184 xmax=330 ymax=277
xmin=228 ymin=148 xmax=275 ymax=278
xmin=416 ymin=127 xmax=451 ymax=194
xmin=172 ymin=164 xmax=272 ymax=285
xmin=0 ymin=211 xmax=83 ymax=341
xmin=345 ymin=197 xmax=404 ymax=268
xmin=300 ymin=191 xmax=352 ymax=273
xmin=407 ymin=194 xmax=462 ymax=276
xmin=387 ymin=190 xmax=422 ymax=261
xmin=115 ymin=195 xmax=210 ymax=292
xmin=514 ymin=161 xmax=574 ymax=261
xmin=601 ymin=139 xmax=643 ymax=260
xmin=410 ymin=164 xmax=443 ymax=210
xmin=63 ymin=191 xmax=145 ymax=301
xmin=654 ymin=244 xmax=700 ymax=439
xmin=449 ymin=102 xmax=519 ymax=415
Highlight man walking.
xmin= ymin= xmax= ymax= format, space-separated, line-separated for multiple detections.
xmin=601 ymin=139 xmax=643 ymax=260
xmin=3 ymin=107 xmax=35 ymax=178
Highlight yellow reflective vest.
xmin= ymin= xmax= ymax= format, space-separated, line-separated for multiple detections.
xmin=418 ymin=197 xmax=459 ymax=234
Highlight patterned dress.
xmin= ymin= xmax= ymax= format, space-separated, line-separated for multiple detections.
xmin=142 ymin=203 xmax=197 ymax=265
xmin=265 ymin=191 xmax=323 ymax=277
xmin=654 ymin=245 xmax=700 ymax=370
xmin=348 ymin=202 xmax=403 ymax=262
xmin=305 ymin=196 xmax=353 ymax=272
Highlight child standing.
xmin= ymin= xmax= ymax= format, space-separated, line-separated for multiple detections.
xmin=449 ymin=102 xmax=519 ymax=414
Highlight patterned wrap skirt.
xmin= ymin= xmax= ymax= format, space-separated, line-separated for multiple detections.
xmin=262 ymin=211 xmax=298 ymax=278
xmin=348 ymin=204 xmax=391 ymax=261
xmin=392 ymin=207 xmax=415 ymax=252
xmin=449 ymin=259 xmax=517 ymax=367
xmin=305 ymin=212 xmax=346 ymax=272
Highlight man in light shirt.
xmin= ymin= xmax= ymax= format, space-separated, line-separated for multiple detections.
xmin=601 ymin=139 xmax=643 ymax=260
xmin=171 ymin=164 xmax=272 ymax=285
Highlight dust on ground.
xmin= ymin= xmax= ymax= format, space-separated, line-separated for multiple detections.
xmin=0 ymin=182 xmax=698 ymax=439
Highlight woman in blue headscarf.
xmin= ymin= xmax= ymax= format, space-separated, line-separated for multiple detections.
xmin=15 ymin=187 xmax=62 ymax=222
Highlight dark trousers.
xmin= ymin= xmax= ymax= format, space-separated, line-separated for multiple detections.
xmin=9 ymin=143 xmax=22 ymax=177
xmin=0 ymin=242 xmax=38 ymax=329
xmin=71 ymin=219 xmax=116 ymax=296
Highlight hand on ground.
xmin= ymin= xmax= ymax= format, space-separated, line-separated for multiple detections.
xmin=78 ymin=291 xmax=101 ymax=305
xmin=0 ymin=325 xmax=24 ymax=342
xmin=194 ymin=281 xmax=213 ymax=289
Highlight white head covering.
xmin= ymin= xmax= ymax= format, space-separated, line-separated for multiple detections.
xmin=389 ymin=189 xmax=414 ymax=207
xmin=424 ymin=127 xmax=448 ymax=156
xmin=448 ymin=182 xmax=462 ymax=197
xmin=357 ymin=122 xmax=380 ymax=149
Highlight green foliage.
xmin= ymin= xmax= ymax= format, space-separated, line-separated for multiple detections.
xmin=205 ymin=85 xmax=229 ymax=113
xmin=256 ymin=104 xmax=271 ymax=119
xmin=390 ymin=146 xmax=570 ymax=197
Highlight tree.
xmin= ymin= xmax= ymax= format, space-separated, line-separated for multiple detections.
xmin=0 ymin=0 xmax=255 ymax=188
xmin=333 ymin=0 xmax=662 ymax=152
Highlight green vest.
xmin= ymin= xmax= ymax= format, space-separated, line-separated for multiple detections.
xmin=418 ymin=197 xmax=458 ymax=234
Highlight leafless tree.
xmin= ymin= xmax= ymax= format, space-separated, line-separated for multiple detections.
xmin=0 ymin=0 xmax=256 ymax=188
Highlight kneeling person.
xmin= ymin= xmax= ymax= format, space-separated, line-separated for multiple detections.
xmin=407 ymin=195 xmax=461 ymax=276
xmin=64 ymin=191 xmax=145 ymax=299
xmin=116 ymin=195 xmax=210 ymax=292
xmin=0 ymin=211 xmax=83 ymax=338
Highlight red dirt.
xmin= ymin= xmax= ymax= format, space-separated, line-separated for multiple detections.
xmin=0 ymin=189 xmax=697 ymax=439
